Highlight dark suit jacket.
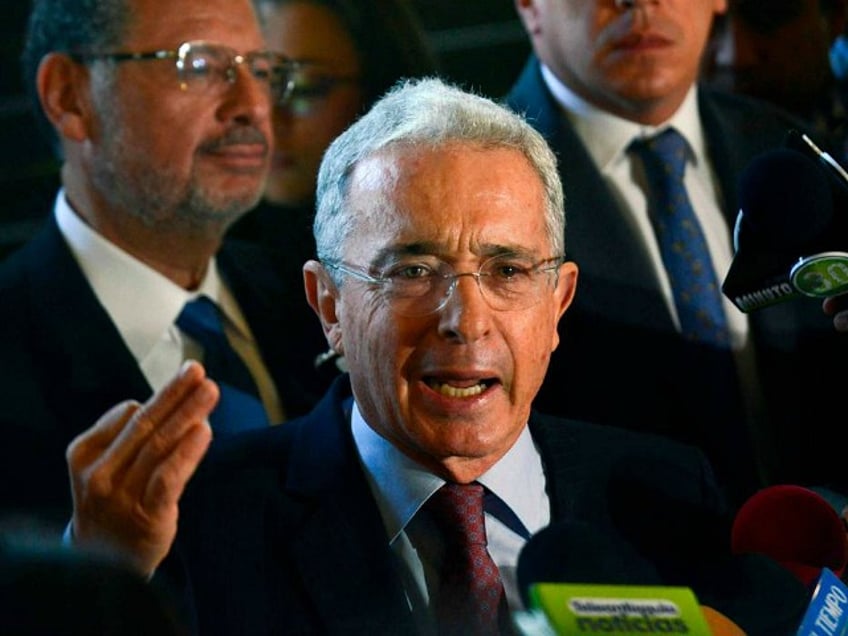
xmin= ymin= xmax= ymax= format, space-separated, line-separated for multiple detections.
xmin=505 ymin=56 xmax=848 ymax=505
xmin=0 ymin=213 xmax=338 ymax=525
xmin=174 ymin=375 xmax=808 ymax=636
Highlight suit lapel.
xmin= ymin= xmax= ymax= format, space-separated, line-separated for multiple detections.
xmin=528 ymin=414 xmax=578 ymax=522
xmin=21 ymin=218 xmax=151 ymax=431
xmin=285 ymin=379 xmax=421 ymax=634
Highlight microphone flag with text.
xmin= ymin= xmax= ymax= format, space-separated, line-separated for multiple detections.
xmin=512 ymin=515 xmax=808 ymax=634
xmin=722 ymin=130 xmax=848 ymax=312
xmin=796 ymin=568 xmax=848 ymax=636
xmin=512 ymin=522 xmax=720 ymax=635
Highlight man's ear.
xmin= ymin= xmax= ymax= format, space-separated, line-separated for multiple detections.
xmin=37 ymin=52 xmax=93 ymax=143
xmin=303 ymin=260 xmax=345 ymax=356
xmin=550 ymin=261 xmax=579 ymax=352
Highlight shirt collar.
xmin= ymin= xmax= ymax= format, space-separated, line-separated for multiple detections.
xmin=55 ymin=190 xmax=231 ymax=361
xmin=351 ymin=400 xmax=549 ymax=543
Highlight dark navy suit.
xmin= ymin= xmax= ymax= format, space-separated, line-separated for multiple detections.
xmin=0 ymin=213 xmax=337 ymax=524
xmin=505 ymin=56 xmax=848 ymax=505
xmin=173 ymin=375 xmax=807 ymax=636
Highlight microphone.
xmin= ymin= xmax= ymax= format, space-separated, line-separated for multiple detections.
xmin=514 ymin=520 xmax=805 ymax=635
xmin=722 ymin=130 xmax=848 ymax=312
xmin=731 ymin=484 xmax=848 ymax=587
xmin=514 ymin=522 xmax=726 ymax=634
xmin=516 ymin=521 xmax=663 ymax=601
xmin=730 ymin=485 xmax=848 ymax=634
xmin=796 ymin=567 xmax=848 ymax=635
xmin=514 ymin=463 xmax=814 ymax=634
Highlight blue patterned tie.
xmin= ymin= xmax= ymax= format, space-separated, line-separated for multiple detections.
xmin=629 ymin=128 xmax=731 ymax=348
xmin=425 ymin=482 xmax=508 ymax=636
xmin=176 ymin=296 xmax=269 ymax=434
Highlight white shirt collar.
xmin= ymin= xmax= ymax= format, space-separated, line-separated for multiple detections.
xmin=54 ymin=190 xmax=234 ymax=362
xmin=351 ymin=400 xmax=549 ymax=543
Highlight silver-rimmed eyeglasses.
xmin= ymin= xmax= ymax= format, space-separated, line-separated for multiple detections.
xmin=323 ymin=254 xmax=565 ymax=317
xmin=70 ymin=40 xmax=292 ymax=95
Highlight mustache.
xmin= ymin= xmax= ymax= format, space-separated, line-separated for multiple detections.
xmin=201 ymin=127 xmax=269 ymax=153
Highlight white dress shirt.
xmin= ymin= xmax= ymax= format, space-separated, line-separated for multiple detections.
xmin=54 ymin=190 xmax=283 ymax=422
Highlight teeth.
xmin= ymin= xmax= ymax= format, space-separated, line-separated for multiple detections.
xmin=430 ymin=381 xmax=486 ymax=398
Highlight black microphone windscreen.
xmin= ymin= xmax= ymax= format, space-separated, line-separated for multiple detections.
xmin=516 ymin=521 xmax=662 ymax=605
xmin=737 ymin=148 xmax=833 ymax=249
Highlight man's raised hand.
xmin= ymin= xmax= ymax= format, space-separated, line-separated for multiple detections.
xmin=66 ymin=361 xmax=218 ymax=577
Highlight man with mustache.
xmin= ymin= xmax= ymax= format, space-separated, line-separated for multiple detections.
xmin=0 ymin=0 xmax=334 ymax=527
xmin=507 ymin=0 xmax=848 ymax=507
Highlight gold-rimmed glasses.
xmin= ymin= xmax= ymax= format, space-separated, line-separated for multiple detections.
xmin=70 ymin=40 xmax=290 ymax=95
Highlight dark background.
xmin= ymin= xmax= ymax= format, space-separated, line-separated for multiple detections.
xmin=0 ymin=0 xmax=531 ymax=259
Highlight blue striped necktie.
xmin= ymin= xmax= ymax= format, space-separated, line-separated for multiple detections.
xmin=176 ymin=296 xmax=269 ymax=434
xmin=629 ymin=128 xmax=731 ymax=348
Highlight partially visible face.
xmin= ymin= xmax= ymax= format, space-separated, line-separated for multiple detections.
xmin=329 ymin=143 xmax=577 ymax=482
xmin=259 ymin=1 xmax=364 ymax=206
xmin=702 ymin=0 xmax=836 ymax=116
xmin=516 ymin=0 xmax=726 ymax=124
xmin=86 ymin=0 xmax=273 ymax=233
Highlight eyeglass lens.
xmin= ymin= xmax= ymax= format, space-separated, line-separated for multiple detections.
xmin=385 ymin=257 xmax=560 ymax=317
xmin=176 ymin=42 xmax=279 ymax=93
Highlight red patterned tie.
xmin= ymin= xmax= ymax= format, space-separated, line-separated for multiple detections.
xmin=425 ymin=482 xmax=508 ymax=635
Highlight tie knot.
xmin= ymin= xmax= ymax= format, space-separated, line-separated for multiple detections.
xmin=177 ymin=296 xmax=224 ymax=340
xmin=630 ymin=127 xmax=688 ymax=180
xmin=426 ymin=482 xmax=487 ymax=548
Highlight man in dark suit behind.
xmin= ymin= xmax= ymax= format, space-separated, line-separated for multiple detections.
xmin=64 ymin=77 xmax=808 ymax=635
xmin=506 ymin=0 xmax=848 ymax=507
xmin=0 ymin=0 xmax=338 ymax=527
